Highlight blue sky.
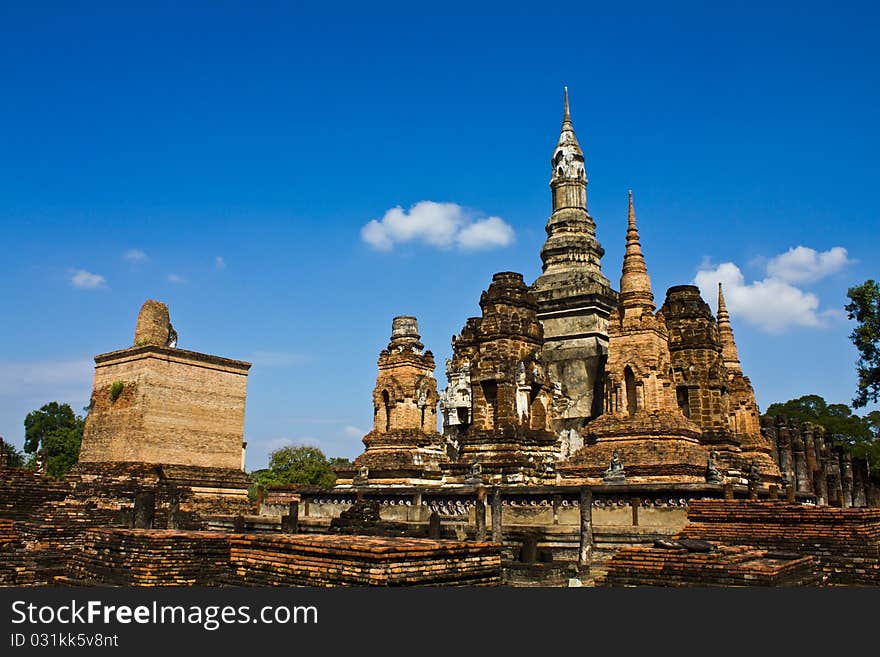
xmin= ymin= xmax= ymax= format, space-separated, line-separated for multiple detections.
xmin=1 ymin=2 xmax=878 ymax=470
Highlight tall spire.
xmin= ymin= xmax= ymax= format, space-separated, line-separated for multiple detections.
xmin=618 ymin=191 xmax=654 ymax=313
xmin=563 ymin=85 xmax=571 ymax=124
xmin=548 ymin=86 xmax=587 ymax=220
xmin=716 ymin=282 xmax=742 ymax=372
xmin=532 ymin=87 xmax=616 ymax=424
xmin=554 ymin=87 xmax=581 ymax=158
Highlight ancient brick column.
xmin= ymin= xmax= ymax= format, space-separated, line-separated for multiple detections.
xmin=839 ymin=447 xmax=854 ymax=508
xmin=803 ymin=425 xmax=818 ymax=483
xmin=809 ymin=428 xmax=828 ymax=505
xmin=0 ymin=437 xmax=7 ymax=468
xmin=775 ymin=417 xmax=794 ymax=487
xmin=824 ymin=440 xmax=842 ymax=507
xmin=474 ymin=487 xmax=487 ymax=542
xmin=578 ymin=487 xmax=593 ymax=572
xmin=791 ymin=431 xmax=811 ymax=494
xmin=852 ymin=458 xmax=869 ymax=507
xmin=133 ymin=490 xmax=156 ymax=529
xmin=491 ymin=488 xmax=503 ymax=543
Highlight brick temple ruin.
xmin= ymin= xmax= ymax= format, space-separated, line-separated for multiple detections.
xmin=340 ymin=89 xmax=869 ymax=502
xmin=1 ymin=89 xmax=879 ymax=588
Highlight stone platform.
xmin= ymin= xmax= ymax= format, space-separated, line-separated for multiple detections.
xmin=58 ymin=529 xmax=501 ymax=587
xmin=229 ymin=534 xmax=501 ymax=586
xmin=603 ymin=541 xmax=817 ymax=587
xmin=679 ymin=501 xmax=880 ymax=585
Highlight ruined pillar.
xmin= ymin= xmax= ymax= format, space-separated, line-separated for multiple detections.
xmin=839 ymin=447 xmax=854 ymax=508
xmin=747 ymin=478 xmax=758 ymax=500
xmin=768 ymin=485 xmax=778 ymax=500
xmin=491 ymin=489 xmax=502 ymax=543
xmin=803 ymin=425 xmax=818 ymax=485
xmin=823 ymin=442 xmax=844 ymax=507
xmin=233 ymin=514 xmax=246 ymax=533
xmin=812 ymin=470 xmax=826 ymax=505
xmin=167 ymin=487 xmax=181 ymax=530
xmin=133 ymin=490 xmax=156 ymax=529
xmin=281 ymin=501 xmax=299 ymax=533
xmin=0 ymin=438 xmax=7 ymax=468
xmin=776 ymin=417 xmax=794 ymax=486
xmin=723 ymin=483 xmax=734 ymax=500
xmin=868 ymin=482 xmax=880 ymax=508
xmin=812 ymin=432 xmax=829 ymax=505
xmin=631 ymin=497 xmax=640 ymax=526
xmin=520 ymin=534 xmax=539 ymax=564
xmin=475 ymin=488 xmax=487 ymax=542
xmin=791 ymin=427 xmax=811 ymax=493
xmin=786 ymin=480 xmax=796 ymax=502
xmin=852 ymin=458 xmax=869 ymax=507
xmin=411 ymin=492 xmax=423 ymax=522
xmin=578 ymin=488 xmax=593 ymax=572
xmin=428 ymin=511 xmax=441 ymax=539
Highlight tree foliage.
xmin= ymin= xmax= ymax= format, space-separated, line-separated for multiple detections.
xmin=328 ymin=456 xmax=353 ymax=470
xmin=846 ymin=279 xmax=880 ymax=408
xmin=23 ymin=402 xmax=84 ymax=478
xmin=252 ymin=445 xmax=340 ymax=490
xmin=1 ymin=439 xmax=25 ymax=468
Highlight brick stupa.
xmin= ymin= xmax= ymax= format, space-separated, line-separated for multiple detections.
xmin=559 ymin=193 xmax=706 ymax=484
xmin=336 ymin=316 xmax=448 ymax=486
xmin=74 ymin=300 xmax=252 ymax=514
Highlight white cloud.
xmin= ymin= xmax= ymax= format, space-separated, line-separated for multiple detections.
xmin=693 ymin=245 xmax=853 ymax=334
xmin=343 ymin=425 xmax=364 ymax=438
xmin=215 ymin=256 xmax=226 ymax=269
xmin=167 ymin=273 xmax=187 ymax=284
xmin=360 ymin=201 xmax=515 ymax=252
xmin=457 ymin=216 xmax=516 ymax=250
xmin=69 ymin=269 xmax=106 ymax=289
xmin=123 ymin=249 xmax=148 ymax=264
xmin=765 ymin=246 xmax=853 ymax=284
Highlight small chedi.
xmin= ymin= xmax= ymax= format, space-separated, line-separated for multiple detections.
xmin=335 ymin=316 xmax=447 ymax=486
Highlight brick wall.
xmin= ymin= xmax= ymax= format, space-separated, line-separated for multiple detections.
xmin=680 ymin=500 xmax=880 ymax=585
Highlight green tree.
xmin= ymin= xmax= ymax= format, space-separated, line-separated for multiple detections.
xmin=253 ymin=444 xmax=338 ymax=489
xmin=846 ymin=279 xmax=880 ymax=408
xmin=23 ymin=402 xmax=84 ymax=478
xmin=1 ymin=438 xmax=25 ymax=468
